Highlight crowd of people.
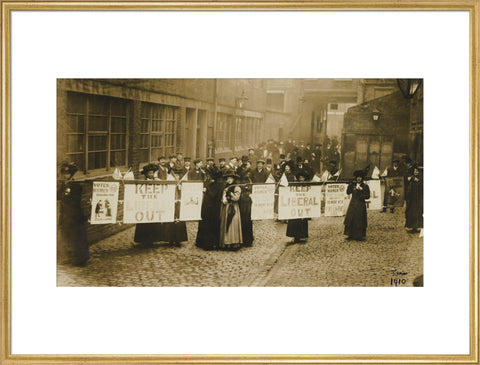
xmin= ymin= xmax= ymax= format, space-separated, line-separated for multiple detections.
xmin=57 ymin=138 xmax=423 ymax=265
xmin=132 ymin=139 xmax=423 ymax=250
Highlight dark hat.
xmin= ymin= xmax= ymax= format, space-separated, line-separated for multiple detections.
xmin=329 ymin=160 xmax=337 ymax=165
xmin=353 ymin=170 xmax=366 ymax=178
xmin=141 ymin=163 xmax=158 ymax=175
xmin=184 ymin=157 xmax=191 ymax=162
xmin=241 ymin=155 xmax=249 ymax=162
xmin=248 ymin=147 xmax=255 ymax=151
xmin=223 ymin=170 xmax=239 ymax=179
xmin=219 ymin=158 xmax=226 ymax=162
xmin=296 ymin=170 xmax=310 ymax=180
xmin=206 ymin=157 xmax=214 ymax=162
xmin=279 ymin=154 xmax=285 ymax=159
xmin=60 ymin=162 xmax=78 ymax=177
xmin=296 ymin=156 xmax=303 ymax=162
xmin=392 ymin=159 xmax=400 ymax=164
xmin=266 ymin=158 xmax=272 ymax=164
xmin=157 ymin=156 xmax=166 ymax=161
xmin=256 ymin=159 xmax=265 ymax=164
xmin=193 ymin=159 xmax=202 ymax=165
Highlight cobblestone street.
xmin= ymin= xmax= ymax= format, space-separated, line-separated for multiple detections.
xmin=57 ymin=209 xmax=423 ymax=287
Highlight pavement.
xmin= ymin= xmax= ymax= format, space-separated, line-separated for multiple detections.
xmin=57 ymin=209 xmax=423 ymax=287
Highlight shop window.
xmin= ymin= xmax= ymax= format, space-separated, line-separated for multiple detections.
xmin=65 ymin=92 xmax=128 ymax=172
xmin=140 ymin=103 xmax=178 ymax=163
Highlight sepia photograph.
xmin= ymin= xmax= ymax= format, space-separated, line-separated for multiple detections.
xmin=57 ymin=78 xmax=424 ymax=287
xmin=3 ymin=3 xmax=476 ymax=362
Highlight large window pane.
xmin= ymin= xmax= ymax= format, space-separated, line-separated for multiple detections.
xmin=110 ymin=134 xmax=126 ymax=150
xmin=141 ymin=119 xmax=149 ymax=133
xmin=88 ymin=151 xmax=107 ymax=169
xmin=88 ymin=116 xmax=108 ymax=131
xmin=140 ymin=135 xmax=149 ymax=148
xmin=89 ymin=95 xmax=109 ymax=115
xmin=110 ymin=151 xmax=126 ymax=167
xmin=66 ymin=114 xmax=85 ymax=133
xmin=111 ymin=99 xmax=127 ymax=116
xmin=140 ymin=149 xmax=149 ymax=163
xmin=88 ymin=135 xmax=107 ymax=151
xmin=111 ymin=117 xmax=126 ymax=133
xmin=67 ymin=135 xmax=84 ymax=153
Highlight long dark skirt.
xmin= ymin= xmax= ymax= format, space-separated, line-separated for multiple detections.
xmin=196 ymin=183 xmax=223 ymax=250
xmin=59 ymin=221 xmax=90 ymax=266
xmin=134 ymin=223 xmax=163 ymax=243
xmin=239 ymin=194 xmax=254 ymax=246
xmin=286 ymin=219 xmax=308 ymax=239
xmin=58 ymin=182 xmax=89 ymax=266
xmin=158 ymin=221 xmax=188 ymax=243
xmin=344 ymin=200 xmax=367 ymax=240
xmin=405 ymin=202 xmax=423 ymax=229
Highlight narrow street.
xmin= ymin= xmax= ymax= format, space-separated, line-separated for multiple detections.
xmin=57 ymin=209 xmax=423 ymax=287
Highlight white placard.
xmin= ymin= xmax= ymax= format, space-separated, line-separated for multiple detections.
xmin=278 ymin=185 xmax=322 ymax=220
xmin=365 ymin=180 xmax=382 ymax=210
xmin=90 ymin=181 xmax=119 ymax=224
xmin=251 ymin=184 xmax=276 ymax=220
xmin=325 ymin=183 xmax=349 ymax=217
xmin=123 ymin=182 xmax=175 ymax=223
xmin=179 ymin=182 xmax=203 ymax=221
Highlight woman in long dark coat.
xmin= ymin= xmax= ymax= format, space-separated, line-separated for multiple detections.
xmin=58 ymin=162 xmax=90 ymax=266
xmin=405 ymin=167 xmax=423 ymax=233
xmin=133 ymin=164 xmax=163 ymax=246
xmin=238 ymin=170 xmax=254 ymax=247
xmin=196 ymin=170 xmax=224 ymax=250
xmin=344 ymin=170 xmax=371 ymax=241
xmin=286 ymin=171 xmax=310 ymax=243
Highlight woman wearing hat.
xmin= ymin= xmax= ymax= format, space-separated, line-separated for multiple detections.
xmin=286 ymin=171 xmax=310 ymax=243
xmin=344 ymin=170 xmax=371 ymax=241
xmin=219 ymin=171 xmax=243 ymax=250
xmin=133 ymin=164 xmax=163 ymax=246
xmin=196 ymin=169 xmax=224 ymax=250
xmin=405 ymin=166 xmax=423 ymax=233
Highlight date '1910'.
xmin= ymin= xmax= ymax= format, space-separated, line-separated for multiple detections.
xmin=390 ymin=269 xmax=408 ymax=286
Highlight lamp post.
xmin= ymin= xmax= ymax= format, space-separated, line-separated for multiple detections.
xmin=397 ymin=79 xmax=422 ymax=99
xmin=372 ymin=107 xmax=380 ymax=121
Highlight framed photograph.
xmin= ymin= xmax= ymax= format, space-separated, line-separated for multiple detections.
xmin=1 ymin=1 xmax=478 ymax=364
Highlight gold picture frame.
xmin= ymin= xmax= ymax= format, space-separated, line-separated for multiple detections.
xmin=1 ymin=1 xmax=478 ymax=364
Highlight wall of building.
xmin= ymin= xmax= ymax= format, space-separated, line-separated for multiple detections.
xmin=342 ymin=91 xmax=410 ymax=177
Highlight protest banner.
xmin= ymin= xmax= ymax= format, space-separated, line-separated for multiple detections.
xmin=324 ymin=183 xmax=349 ymax=217
xmin=123 ymin=182 xmax=175 ymax=223
xmin=278 ymin=185 xmax=322 ymax=220
xmin=90 ymin=181 xmax=120 ymax=224
xmin=365 ymin=179 xmax=382 ymax=210
xmin=251 ymin=184 xmax=276 ymax=220
xmin=385 ymin=177 xmax=405 ymax=207
xmin=179 ymin=182 xmax=204 ymax=221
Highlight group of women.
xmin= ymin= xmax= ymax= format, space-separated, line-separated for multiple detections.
xmin=133 ymin=162 xmax=424 ymax=249
xmin=134 ymin=164 xmax=254 ymax=251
